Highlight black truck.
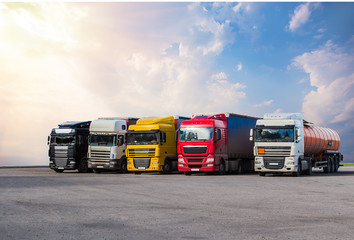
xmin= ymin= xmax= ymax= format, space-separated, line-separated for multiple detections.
xmin=48 ymin=121 xmax=92 ymax=173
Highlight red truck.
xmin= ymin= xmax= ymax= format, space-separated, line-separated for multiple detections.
xmin=177 ymin=113 xmax=258 ymax=175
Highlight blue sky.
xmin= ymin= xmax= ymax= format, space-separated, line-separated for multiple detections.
xmin=0 ymin=2 xmax=353 ymax=166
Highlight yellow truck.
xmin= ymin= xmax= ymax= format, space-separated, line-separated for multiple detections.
xmin=127 ymin=116 xmax=189 ymax=173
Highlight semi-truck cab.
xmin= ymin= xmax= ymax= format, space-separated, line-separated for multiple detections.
xmin=178 ymin=113 xmax=257 ymax=175
xmin=88 ymin=118 xmax=138 ymax=173
xmin=48 ymin=121 xmax=91 ymax=173
xmin=126 ymin=116 xmax=189 ymax=173
xmin=251 ymin=113 xmax=342 ymax=176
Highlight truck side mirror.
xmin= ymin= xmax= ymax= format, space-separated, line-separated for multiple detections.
xmin=117 ymin=135 xmax=124 ymax=146
xmin=175 ymin=130 xmax=179 ymax=142
xmin=214 ymin=129 xmax=222 ymax=142
xmin=47 ymin=136 xmax=50 ymax=145
xmin=249 ymin=129 xmax=254 ymax=141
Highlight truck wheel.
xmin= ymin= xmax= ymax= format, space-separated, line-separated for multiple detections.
xmin=259 ymin=172 xmax=266 ymax=177
xmin=323 ymin=157 xmax=330 ymax=173
xmin=163 ymin=160 xmax=171 ymax=174
xmin=219 ymin=161 xmax=226 ymax=175
xmin=328 ymin=158 xmax=333 ymax=173
xmin=333 ymin=157 xmax=339 ymax=173
xmin=292 ymin=163 xmax=301 ymax=177
xmin=121 ymin=159 xmax=128 ymax=173
xmin=54 ymin=169 xmax=64 ymax=173
xmin=330 ymin=158 xmax=336 ymax=173
xmin=78 ymin=158 xmax=91 ymax=173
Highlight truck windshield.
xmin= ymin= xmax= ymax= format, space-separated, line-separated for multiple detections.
xmin=51 ymin=135 xmax=75 ymax=144
xmin=127 ymin=132 xmax=158 ymax=145
xmin=255 ymin=128 xmax=294 ymax=142
xmin=179 ymin=127 xmax=213 ymax=141
xmin=89 ymin=135 xmax=116 ymax=146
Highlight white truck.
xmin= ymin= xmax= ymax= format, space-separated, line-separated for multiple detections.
xmin=88 ymin=118 xmax=138 ymax=173
xmin=250 ymin=113 xmax=342 ymax=176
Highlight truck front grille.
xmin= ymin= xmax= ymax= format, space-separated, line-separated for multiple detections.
xmin=188 ymin=164 xmax=202 ymax=169
xmin=187 ymin=158 xmax=203 ymax=163
xmin=133 ymin=158 xmax=151 ymax=169
xmin=183 ymin=146 xmax=207 ymax=154
xmin=54 ymin=147 xmax=68 ymax=158
xmin=55 ymin=158 xmax=68 ymax=167
xmin=128 ymin=148 xmax=155 ymax=157
xmin=260 ymin=146 xmax=291 ymax=156
xmin=91 ymin=149 xmax=111 ymax=161
xmin=264 ymin=157 xmax=285 ymax=169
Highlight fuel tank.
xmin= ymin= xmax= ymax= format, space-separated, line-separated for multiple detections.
xmin=303 ymin=123 xmax=340 ymax=156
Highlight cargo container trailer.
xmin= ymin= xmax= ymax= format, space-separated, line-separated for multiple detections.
xmin=251 ymin=113 xmax=343 ymax=176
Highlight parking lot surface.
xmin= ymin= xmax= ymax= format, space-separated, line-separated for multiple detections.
xmin=1 ymin=167 xmax=354 ymax=240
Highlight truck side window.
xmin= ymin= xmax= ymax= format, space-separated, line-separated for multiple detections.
xmin=160 ymin=132 xmax=166 ymax=143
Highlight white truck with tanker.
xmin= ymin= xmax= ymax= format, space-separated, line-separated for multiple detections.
xmin=88 ymin=118 xmax=138 ymax=173
xmin=250 ymin=113 xmax=342 ymax=176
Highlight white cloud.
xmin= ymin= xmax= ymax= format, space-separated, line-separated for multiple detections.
xmin=211 ymin=72 xmax=228 ymax=80
xmin=288 ymin=3 xmax=319 ymax=32
xmin=237 ymin=63 xmax=243 ymax=71
xmin=0 ymin=3 xmax=245 ymax=166
xmin=292 ymin=41 xmax=354 ymax=125
xmin=254 ymin=100 xmax=273 ymax=108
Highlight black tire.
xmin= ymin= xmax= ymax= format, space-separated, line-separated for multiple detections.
xmin=121 ymin=159 xmax=128 ymax=173
xmin=163 ymin=160 xmax=171 ymax=174
xmin=307 ymin=164 xmax=312 ymax=176
xmin=333 ymin=157 xmax=339 ymax=173
xmin=219 ymin=160 xmax=226 ymax=175
xmin=78 ymin=158 xmax=91 ymax=173
xmin=323 ymin=157 xmax=330 ymax=173
xmin=54 ymin=169 xmax=64 ymax=173
xmin=330 ymin=157 xmax=335 ymax=173
xmin=259 ymin=172 xmax=266 ymax=177
xmin=328 ymin=158 xmax=333 ymax=173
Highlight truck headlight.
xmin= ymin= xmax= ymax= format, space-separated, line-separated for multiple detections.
xmin=255 ymin=157 xmax=262 ymax=164
xmin=206 ymin=158 xmax=214 ymax=163
xmin=178 ymin=158 xmax=185 ymax=163
xmin=286 ymin=157 xmax=294 ymax=165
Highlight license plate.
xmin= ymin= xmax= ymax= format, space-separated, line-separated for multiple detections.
xmin=269 ymin=163 xmax=279 ymax=166
xmin=97 ymin=166 xmax=104 ymax=168
xmin=138 ymin=167 xmax=146 ymax=170
xmin=191 ymin=168 xmax=200 ymax=171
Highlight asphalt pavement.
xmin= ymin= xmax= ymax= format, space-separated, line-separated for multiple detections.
xmin=1 ymin=166 xmax=354 ymax=240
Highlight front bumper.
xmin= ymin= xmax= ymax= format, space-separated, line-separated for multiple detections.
xmin=127 ymin=157 xmax=163 ymax=172
xmin=254 ymin=156 xmax=298 ymax=173
xmin=88 ymin=159 xmax=121 ymax=170
xmin=49 ymin=158 xmax=76 ymax=170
